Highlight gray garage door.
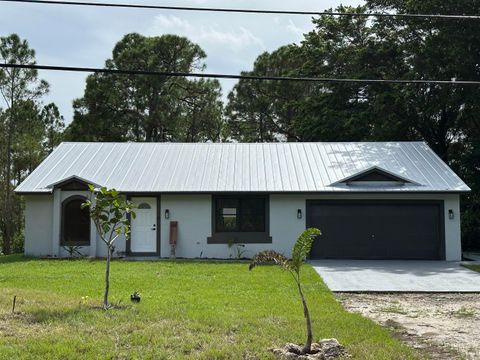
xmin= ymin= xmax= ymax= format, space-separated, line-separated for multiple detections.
xmin=307 ymin=201 xmax=444 ymax=260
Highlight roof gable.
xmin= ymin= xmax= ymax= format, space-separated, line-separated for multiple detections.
xmin=330 ymin=166 xmax=421 ymax=187
xmin=46 ymin=175 xmax=99 ymax=190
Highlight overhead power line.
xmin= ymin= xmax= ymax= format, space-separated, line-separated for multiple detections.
xmin=1 ymin=63 xmax=479 ymax=86
xmin=2 ymin=0 xmax=480 ymax=20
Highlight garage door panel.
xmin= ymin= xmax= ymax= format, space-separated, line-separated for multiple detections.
xmin=308 ymin=201 xmax=443 ymax=260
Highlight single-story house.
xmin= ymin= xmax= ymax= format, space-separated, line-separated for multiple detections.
xmin=15 ymin=142 xmax=469 ymax=261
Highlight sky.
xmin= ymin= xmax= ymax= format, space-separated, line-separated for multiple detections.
xmin=0 ymin=0 xmax=363 ymax=123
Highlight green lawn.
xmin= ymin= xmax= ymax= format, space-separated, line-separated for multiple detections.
xmin=465 ymin=264 xmax=480 ymax=272
xmin=0 ymin=255 xmax=420 ymax=359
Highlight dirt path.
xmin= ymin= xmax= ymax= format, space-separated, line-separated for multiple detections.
xmin=337 ymin=293 xmax=480 ymax=360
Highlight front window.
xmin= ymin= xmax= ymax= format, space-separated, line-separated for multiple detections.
xmin=208 ymin=195 xmax=271 ymax=244
xmin=215 ymin=197 xmax=266 ymax=232
xmin=61 ymin=196 xmax=90 ymax=245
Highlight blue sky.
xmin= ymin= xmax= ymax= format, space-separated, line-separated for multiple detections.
xmin=0 ymin=0 xmax=362 ymax=123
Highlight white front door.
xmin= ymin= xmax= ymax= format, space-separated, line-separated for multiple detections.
xmin=131 ymin=197 xmax=157 ymax=253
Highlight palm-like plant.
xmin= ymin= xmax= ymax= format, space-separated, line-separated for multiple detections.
xmin=249 ymin=228 xmax=321 ymax=355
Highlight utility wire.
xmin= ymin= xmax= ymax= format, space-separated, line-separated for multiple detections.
xmin=1 ymin=0 xmax=480 ymax=20
xmin=1 ymin=63 xmax=479 ymax=86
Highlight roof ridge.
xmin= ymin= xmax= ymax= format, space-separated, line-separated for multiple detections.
xmin=58 ymin=141 xmax=427 ymax=145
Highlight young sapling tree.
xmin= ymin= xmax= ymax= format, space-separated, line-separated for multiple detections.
xmin=82 ymin=185 xmax=135 ymax=309
xmin=249 ymin=228 xmax=321 ymax=355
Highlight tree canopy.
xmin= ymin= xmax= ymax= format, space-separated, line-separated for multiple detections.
xmin=66 ymin=33 xmax=224 ymax=142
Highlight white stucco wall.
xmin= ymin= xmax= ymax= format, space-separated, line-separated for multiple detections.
xmin=159 ymin=193 xmax=462 ymax=261
xmin=442 ymin=194 xmax=461 ymax=260
xmin=160 ymin=194 xmax=211 ymax=258
xmin=24 ymin=195 xmax=54 ymax=256
xmin=23 ymin=191 xmax=462 ymax=261
xmin=159 ymin=194 xmax=294 ymax=259
xmin=24 ymin=191 xmax=99 ymax=258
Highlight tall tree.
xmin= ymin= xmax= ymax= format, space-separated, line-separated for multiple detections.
xmin=226 ymin=45 xmax=310 ymax=142
xmin=66 ymin=33 xmax=224 ymax=142
xmin=177 ymin=79 xmax=224 ymax=142
xmin=0 ymin=34 xmax=49 ymax=254
xmin=366 ymin=1 xmax=479 ymax=161
xmin=297 ymin=5 xmax=414 ymax=142
xmin=41 ymin=103 xmax=65 ymax=154
xmin=297 ymin=2 xmax=480 ymax=160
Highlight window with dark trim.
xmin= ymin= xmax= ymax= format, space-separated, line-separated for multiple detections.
xmin=215 ymin=197 xmax=266 ymax=232
xmin=208 ymin=195 xmax=271 ymax=244
xmin=61 ymin=196 xmax=90 ymax=246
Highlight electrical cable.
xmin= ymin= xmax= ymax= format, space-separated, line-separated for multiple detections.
xmin=1 ymin=63 xmax=479 ymax=86
xmin=1 ymin=0 xmax=480 ymax=20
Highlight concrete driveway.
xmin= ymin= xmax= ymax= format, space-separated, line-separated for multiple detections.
xmin=311 ymin=260 xmax=480 ymax=292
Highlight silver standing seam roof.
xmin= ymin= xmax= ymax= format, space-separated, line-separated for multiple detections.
xmin=15 ymin=142 xmax=470 ymax=194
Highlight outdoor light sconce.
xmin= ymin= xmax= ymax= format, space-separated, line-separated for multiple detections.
xmin=297 ymin=209 xmax=302 ymax=219
xmin=165 ymin=209 xmax=170 ymax=219
xmin=448 ymin=209 xmax=454 ymax=220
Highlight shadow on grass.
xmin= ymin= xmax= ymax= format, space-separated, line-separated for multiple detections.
xmin=26 ymin=303 xmax=133 ymax=324
xmin=0 ymin=255 xmax=253 ymax=265
xmin=0 ymin=254 xmax=35 ymax=264
xmin=121 ymin=258 xmax=251 ymax=264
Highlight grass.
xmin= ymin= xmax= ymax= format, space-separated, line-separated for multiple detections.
xmin=379 ymin=303 xmax=408 ymax=316
xmin=451 ymin=306 xmax=476 ymax=319
xmin=0 ymin=255 xmax=421 ymax=359
xmin=464 ymin=264 xmax=480 ymax=273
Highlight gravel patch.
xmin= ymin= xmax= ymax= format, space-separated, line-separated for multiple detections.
xmin=338 ymin=293 xmax=480 ymax=359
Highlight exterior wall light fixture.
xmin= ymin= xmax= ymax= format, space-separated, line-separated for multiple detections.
xmin=297 ymin=209 xmax=302 ymax=219
xmin=165 ymin=209 xmax=170 ymax=219
xmin=448 ymin=209 xmax=454 ymax=220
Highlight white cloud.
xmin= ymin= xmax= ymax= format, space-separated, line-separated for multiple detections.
xmin=286 ymin=19 xmax=307 ymax=38
xmin=149 ymin=15 xmax=265 ymax=53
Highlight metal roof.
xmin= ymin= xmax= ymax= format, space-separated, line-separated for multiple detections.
xmin=15 ymin=142 xmax=470 ymax=194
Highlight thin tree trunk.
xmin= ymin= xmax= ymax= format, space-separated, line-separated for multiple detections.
xmin=1 ymin=227 xmax=10 ymax=255
xmin=3 ymin=129 xmax=12 ymax=254
xmin=297 ymin=278 xmax=312 ymax=354
xmin=104 ymin=246 xmax=112 ymax=309
xmin=2 ymin=76 xmax=15 ymax=255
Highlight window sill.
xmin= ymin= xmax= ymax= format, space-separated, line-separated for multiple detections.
xmin=207 ymin=232 xmax=272 ymax=244
xmin=60 ymin=242 xmax=90 ymax=247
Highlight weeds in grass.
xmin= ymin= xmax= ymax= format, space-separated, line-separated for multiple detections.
xmin=452 ymin=306 xmax=476 ymax=318
xmin=380 ymin=304 xmax=408 ymax=315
